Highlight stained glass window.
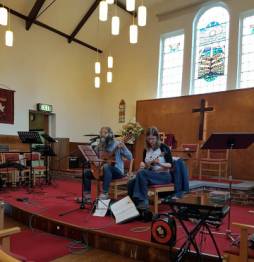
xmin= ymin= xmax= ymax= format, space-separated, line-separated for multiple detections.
xmin=239 ymin=14 xmax=254 ymax=88
xmin=192 ymin=6 xmax=230 ymax=94
xmin=158 ymin=32 xmax=184 ymax=98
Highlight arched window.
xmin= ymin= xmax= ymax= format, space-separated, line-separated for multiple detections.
xmin=192 ymin=5 xmax=230 ymax=94
xmin=157 ymin=31 xmax=185 ymax=98
xmin=238 ymin=13 xmax=254 ymax=89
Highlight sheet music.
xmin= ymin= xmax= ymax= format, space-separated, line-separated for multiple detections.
xmin=93 ymin=199 xmax=110 ymax=217
xmin=110 ymin=196 xmax=139 ymax=224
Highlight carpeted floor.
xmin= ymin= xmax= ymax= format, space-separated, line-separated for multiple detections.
xmin=0 ymin=178 xmax=253 ymax=259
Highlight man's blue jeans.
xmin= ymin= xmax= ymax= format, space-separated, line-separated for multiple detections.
xmin=84 ymin=163 xmax=124 ymax=193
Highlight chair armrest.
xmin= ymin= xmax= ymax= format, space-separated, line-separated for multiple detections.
xmin=0 ymin=227 xmax=21 ymax=238
xmin=0 ymin=249 xmax=20 ymax=262
xmin=232 ymin=223 xmax=254 ymax=230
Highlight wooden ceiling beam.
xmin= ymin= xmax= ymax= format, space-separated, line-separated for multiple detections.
xmin=26 ymin=0 xmax=46 ymax=30
xmin=68 ymin=0 xmax=100 ymax=43
xmin=8 ymin=7 xmax=102 ymax=53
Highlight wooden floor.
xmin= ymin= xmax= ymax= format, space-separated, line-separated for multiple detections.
xmin=4 ymin=216 xmax=138 ymax=262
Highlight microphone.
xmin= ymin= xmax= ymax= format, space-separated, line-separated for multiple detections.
xmin=89 ymin=136 xmax=100 ymax=143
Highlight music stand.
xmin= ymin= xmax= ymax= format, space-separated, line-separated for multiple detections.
xmin=58 ymin=145 xmax=100 ymax=217
xmin=41 ymin=133 xmax=57 ymax=143
xmin=41 ymin=134 xmax=57 ymax=184
xmin=201 ymin=132 xmax=254 ymax=241
xmin=18 ymin=131 xmax=43 ymax=191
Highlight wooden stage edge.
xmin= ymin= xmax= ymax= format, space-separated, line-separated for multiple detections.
xmin=6 ymin=203 xmax=217 ymax=262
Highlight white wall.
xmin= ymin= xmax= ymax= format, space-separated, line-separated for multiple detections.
xmin=1 ymin=0 xmax=254 ymax=140
xmin=99 ymin=0 xmax=254 ymax=131
xmin=0 ymin=14 xmax=101 ymax=142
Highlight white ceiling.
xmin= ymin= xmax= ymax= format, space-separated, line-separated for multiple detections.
xmin=6 ymin=0 xmax=193 ymax=52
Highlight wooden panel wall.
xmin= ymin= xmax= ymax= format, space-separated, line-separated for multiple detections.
xmin=135 ymin=88 xmax=254 ymax=180
xmin=50 ymin=138 xmax=69 ymax=170
xmin=0 ymin=135 xmax=29 ymax=152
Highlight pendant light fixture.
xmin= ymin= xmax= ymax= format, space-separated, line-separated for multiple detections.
xmin=129 ymin=16 xmax=138 ymax=44
xmin=5 ymin=9 xmax=13 ymax=47
xmin=111 ymin=15 xmax=120 ymax=35
xmin=99 ymin=0 xmax=108 ymax=22
xmin=138 ymin=1 xmax=147 ymax=27
xmin=107 ymin=55 xmax=113 ymax=68
xmin=111 ymin=0 xmax=120 ymax=36
xmin=95 ymin=76 xmax=100 ymax=88
xmin=126 ymin=0 xmax=135 ymax=12
xmin=5 ymin=30 xmax=13 ymax=47
xmin=0 ymin=5 xmax=8 ymax=26
xmin=95 ymin=61 xmax=101 ymax=74
xmin=107 ymin=72 xmax=113 ymax=83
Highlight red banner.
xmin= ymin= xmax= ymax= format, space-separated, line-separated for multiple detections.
xmin=0 ymin=88 xmax=15 ymax=124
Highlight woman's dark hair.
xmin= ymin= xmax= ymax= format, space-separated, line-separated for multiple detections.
xmin=145 ymin=127 xmax=161 ymax=149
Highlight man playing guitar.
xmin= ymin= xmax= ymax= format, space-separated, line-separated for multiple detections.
xmin=83 ymin=127 xmax=133 ymax=202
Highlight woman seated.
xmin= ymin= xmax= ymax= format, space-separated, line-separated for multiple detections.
xmin=128 ymin=127 xmax=173 ymax=209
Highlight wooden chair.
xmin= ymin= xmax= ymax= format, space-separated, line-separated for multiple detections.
xmin=0 ymin=249 xmax=21 ymax=262
xmin=0 ymin=207 xmax=27 ymax=262
xmin=94 ymin=159 xmax=134 ymax=199
xmin=199 ymin=149 xmax=229 ymax=180
xmin=109 ymin=159 xmax=134 ymax=199
xmin=173 ymin=143 xmax=199 ymax=178
xmin=224 ymin=223 xmax=254 ymax=262
xmin=148 ymin=183 xmax=174 ymax=214
xmin=0 ymin=202 xmax=19 ymax=252
xmin=24 ymin=152 xmax=46 ymax=185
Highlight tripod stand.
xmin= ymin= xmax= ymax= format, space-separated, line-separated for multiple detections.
xmin=201 ymin=132 xmax=254 ymax=241
xmin=59 ymin=159 xmax=91 ymax=216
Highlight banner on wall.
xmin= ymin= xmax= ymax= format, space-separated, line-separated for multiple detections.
xmin=0 ymin=87 xmax=15 ymax=124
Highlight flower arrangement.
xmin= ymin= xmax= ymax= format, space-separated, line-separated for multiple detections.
xmin=120 ymin=121 xmax=144 ymax=144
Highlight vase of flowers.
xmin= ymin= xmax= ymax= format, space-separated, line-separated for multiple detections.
xmin=120 ymin=121 xmax=144 ymax=144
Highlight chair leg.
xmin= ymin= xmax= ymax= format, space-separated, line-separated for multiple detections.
xmin=225 ymin=163 xmax=228 ymax=179
xmin=1 ymin=237 xmax=10 ymax=252
xmin=219 ymin=164 xmax=222 ymax=181
xmin=199 ymin=163 xmax=202 ymax=180
xmin=114 ymin=185 xmax=118 ymax=200
xmin=154 ymin=191 xmax=158 ymax=214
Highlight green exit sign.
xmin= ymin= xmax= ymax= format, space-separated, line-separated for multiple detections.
xmin=37 ymin=103 xmax=53 ymax=113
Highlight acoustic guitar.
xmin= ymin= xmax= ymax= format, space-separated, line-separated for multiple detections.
xmin=80 ymin=134 xmax=133 ymax=180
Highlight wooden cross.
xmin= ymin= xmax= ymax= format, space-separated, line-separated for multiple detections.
xmin=192 ymin=99 xmax=214 ymax=140
xmin=159 ymin=132 xmax=167 ymax=143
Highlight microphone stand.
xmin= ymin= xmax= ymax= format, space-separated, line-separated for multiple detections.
xmin=59 ymin=159 xmax=91 ymax=216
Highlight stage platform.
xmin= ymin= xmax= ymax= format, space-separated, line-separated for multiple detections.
xmin=0 ymin=178 xmax=253 ymax=262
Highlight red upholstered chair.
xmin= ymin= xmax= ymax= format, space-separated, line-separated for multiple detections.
xmin=148 ymin=183 xmax=174 ymax=214
xmin=224 ymin=223 xmax=254 ymax=262
xmin=199 ymin=149 xmax=229 ymax=180
xmin=24 ymin=153 xmax=46 ymax=185
xmin=0 ymin=153 xmax=21 ymax=187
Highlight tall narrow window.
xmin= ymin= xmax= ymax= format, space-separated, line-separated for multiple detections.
xmin=158 ymin=32 xmax=184 ymax=98
xmin=238 ymin=14 xmax=254 ymax=89
xmin=192 ymin=6 xmax=230 ymax=94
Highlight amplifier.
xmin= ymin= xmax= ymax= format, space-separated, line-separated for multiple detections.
xmin=151 ymin=214 xmax=176 ymax=246
xmin=69 ymin=157 xmax=80 ymax=168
